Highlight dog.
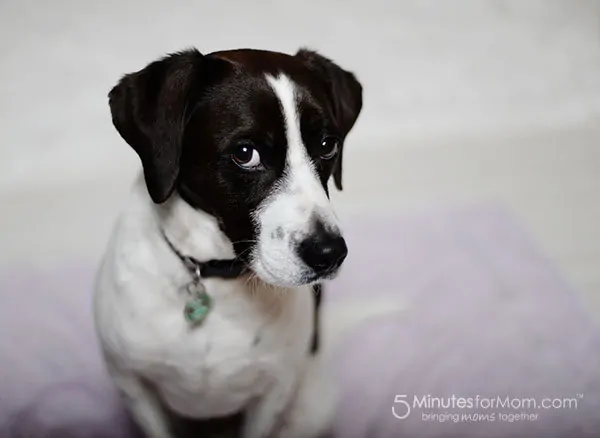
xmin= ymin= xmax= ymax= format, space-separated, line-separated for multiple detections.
xmin=93 ymin=47 xmax=363 ymax=438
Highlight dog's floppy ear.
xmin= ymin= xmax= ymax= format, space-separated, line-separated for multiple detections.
xmin=295 ymin=49 xmax=363 ymax=190
xmin=108 ymin=49 xmax=204 ymax=203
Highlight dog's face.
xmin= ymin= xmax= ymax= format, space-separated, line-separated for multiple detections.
xmin=109 ymin=48 xmax=362 ymax=287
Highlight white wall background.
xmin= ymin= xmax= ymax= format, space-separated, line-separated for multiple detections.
xmin=1 ymin=1 xmax=600 ymax=312
xmin=1 ymin=0 xmax=599 ymax=192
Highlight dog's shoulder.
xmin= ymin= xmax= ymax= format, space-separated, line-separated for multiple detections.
xmin=93 ymin=179 xmax=183 ymax=357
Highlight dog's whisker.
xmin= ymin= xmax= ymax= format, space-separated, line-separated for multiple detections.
xmin=229 ymin=239 xmax=259 ymax=246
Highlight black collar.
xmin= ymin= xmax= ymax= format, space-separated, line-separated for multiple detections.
xmin=162 ymin=231 xmax=246 ymax=280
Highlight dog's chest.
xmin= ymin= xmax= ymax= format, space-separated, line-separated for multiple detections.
xmin=101 ymin=273 xmax=313 ymax=417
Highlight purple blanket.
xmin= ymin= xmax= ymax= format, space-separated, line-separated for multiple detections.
xmin=1 ymin=204 xmax=599 ymax=437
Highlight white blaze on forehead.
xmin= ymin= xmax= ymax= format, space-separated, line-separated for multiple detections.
xmin=265 ymin=74 xmax=305 ymax=171
xmin=251 ymin=73 xmax=340 ymax=286
xmin=265 ymin=74 xmax=330 ymax=210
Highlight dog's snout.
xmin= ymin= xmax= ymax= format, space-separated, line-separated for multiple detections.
xmin=298 ymin=226 xmax=348 ymax=275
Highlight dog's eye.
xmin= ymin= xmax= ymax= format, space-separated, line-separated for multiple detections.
xmin=232 ymin=144 xmax=262 ymax=169
xmin=320 ymin=136 xmax=340 ymax=160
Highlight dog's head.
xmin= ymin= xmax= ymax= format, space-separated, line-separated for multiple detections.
xmin=109 ymin=48 xmax=362 ymax=287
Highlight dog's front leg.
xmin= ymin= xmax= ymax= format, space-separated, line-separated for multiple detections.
xmin=109 ymin=368 xmax=173 ymax=438
xmin=274 ymin=355 xmax=336 ymax=438
xmin=242 ymin=377 xmax=296 ymax=438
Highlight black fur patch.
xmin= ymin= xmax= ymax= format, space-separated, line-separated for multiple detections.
xmin=310 ymin=283 xmax=323 ymax=354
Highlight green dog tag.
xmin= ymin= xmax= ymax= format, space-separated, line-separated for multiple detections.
xmin=184 ymin=291 xmax=212 ymax=325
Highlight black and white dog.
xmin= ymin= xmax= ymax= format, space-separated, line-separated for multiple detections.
xmin=94 ymin=47 xmax=366 ymax=438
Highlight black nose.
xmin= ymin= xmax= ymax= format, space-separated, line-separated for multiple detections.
xmin=298 ymin=226 xmax=348 ymax=275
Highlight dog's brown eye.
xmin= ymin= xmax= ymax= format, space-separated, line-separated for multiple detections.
xmin=320 ymin=137 xmax=340 ymax=160
xmin=232 ymin=144 xmax=262 ymax=169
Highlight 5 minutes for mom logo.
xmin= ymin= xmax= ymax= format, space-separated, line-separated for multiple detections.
xmin=392 ymin=393 xmax=583 ymax=423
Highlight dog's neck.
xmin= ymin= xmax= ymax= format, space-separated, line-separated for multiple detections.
xmin=153 ymin=190 xmax=237 ymax=265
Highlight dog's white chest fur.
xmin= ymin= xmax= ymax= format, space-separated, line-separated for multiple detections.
xmin=94 ymin=181 xmax=314 ymax=419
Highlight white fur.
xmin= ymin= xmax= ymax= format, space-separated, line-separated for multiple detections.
xmin=251 ymin=74 xmax=340 ymax=287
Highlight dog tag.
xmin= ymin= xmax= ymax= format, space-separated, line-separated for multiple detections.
xmin=184 ymin=284 xmax=213 ymax=326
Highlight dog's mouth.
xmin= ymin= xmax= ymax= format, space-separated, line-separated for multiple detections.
xmin=301 ymin=268 xmax=342 ymax=285
xmin=302 ymin=253 xmax=347 ymax=283
xmin=250 ymin=251 xmax=346 ymax=288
